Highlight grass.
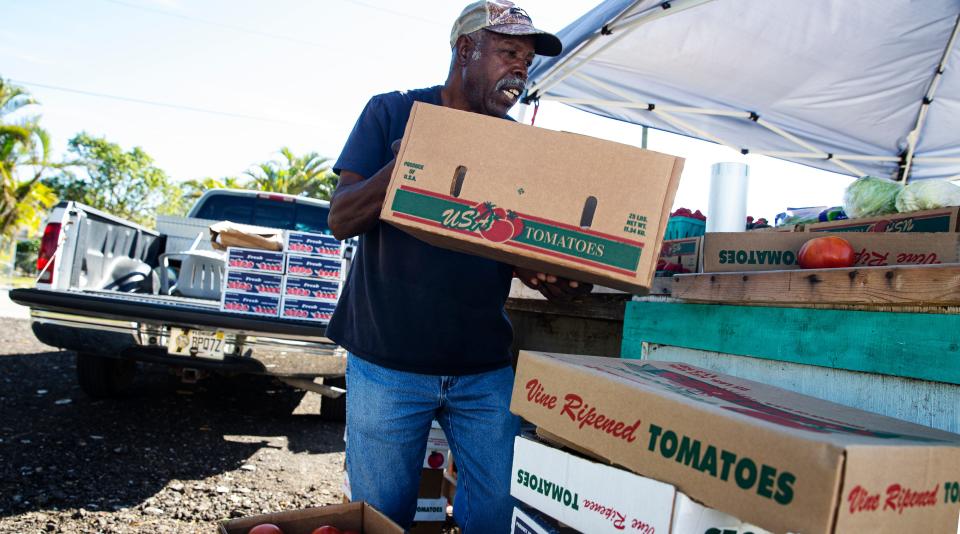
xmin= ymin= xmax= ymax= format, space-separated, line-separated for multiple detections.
xmin=0 ymin=275 xmax=35 ymax=288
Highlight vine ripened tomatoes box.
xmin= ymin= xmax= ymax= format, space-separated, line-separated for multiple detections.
xmin=381 ymin=103 xmax=685 ymax=294
xmin=511 ymin=351 xmax=960 ymax=534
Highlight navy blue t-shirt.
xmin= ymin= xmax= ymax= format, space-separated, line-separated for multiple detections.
xmin=328 ymin=86 xmax=514 ymax=375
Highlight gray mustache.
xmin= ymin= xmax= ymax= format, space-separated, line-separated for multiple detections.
xmin=495 ymin=77 xmax=526 ymax=91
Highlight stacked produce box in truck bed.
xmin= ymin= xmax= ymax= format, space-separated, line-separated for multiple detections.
xmin=219 ymin=231 xmax=344 ymax=324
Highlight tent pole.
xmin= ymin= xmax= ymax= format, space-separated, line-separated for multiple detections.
xmin=899 ymin=12 xmax=960 ymax=183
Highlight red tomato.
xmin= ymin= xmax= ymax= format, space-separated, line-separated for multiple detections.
xmin=248 ymin=524 xmax=284 ymax=534
xmin=427 ymin=450 xmax=446 ymax=469
xmin=797 ymin=236 xmax=856 ymax=269
xmin=311 ymin=527 xmax=343 ymax=534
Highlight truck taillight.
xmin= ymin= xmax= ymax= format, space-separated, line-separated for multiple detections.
xmin=37 ymin=222 xmax=62 ymax=284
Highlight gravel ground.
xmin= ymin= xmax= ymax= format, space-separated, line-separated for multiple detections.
xmin=0 ymin=317 xmax=349 ymax=534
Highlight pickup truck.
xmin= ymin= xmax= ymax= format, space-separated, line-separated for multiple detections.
xmin=9 ymin=189 xmax=349 ymax=420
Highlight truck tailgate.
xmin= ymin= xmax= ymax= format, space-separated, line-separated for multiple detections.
xmin=10 ymin=288 xmax=328 ymax=338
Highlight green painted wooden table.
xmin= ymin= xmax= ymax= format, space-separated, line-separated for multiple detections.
xmin=622 ymin=300 xmax=960 ymax=433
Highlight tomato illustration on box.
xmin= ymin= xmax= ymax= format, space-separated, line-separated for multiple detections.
xmin=285 ymin=254 xmax=342 ymax=280
xmin=285 ymin=231 xmax=343 ymax=257
xmin=220 ymin=292 xmax=280 ymax=317
xmin=282 ymin=276 xmax=340 ymax=301
xmin=280 ymin=297 xmax=336 ymax=323
xmin=226 ymin=247 xmax=285 ymax=273
xmin=225 ymin=271 xmax=283 ymax=295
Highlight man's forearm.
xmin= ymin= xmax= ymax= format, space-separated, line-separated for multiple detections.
xmin=328 ymin=165 xmax=393 ymax=240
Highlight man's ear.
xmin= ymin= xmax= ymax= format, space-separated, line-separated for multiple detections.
xmin=454 ymin=35 xmax=473 ymax=66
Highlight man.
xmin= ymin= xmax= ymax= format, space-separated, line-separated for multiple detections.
xmin=327 ymin=2 xmax=590 ymax=532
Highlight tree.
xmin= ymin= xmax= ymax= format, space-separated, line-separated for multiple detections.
xmin=244 ymin=147 xmax=337 ymax=200
xmin=45 ymin=132 xmax=177 ymax=227
xmin=0 ymin=77 xmax=57 ymax=238
xmin=181 ymin=175 xmax=246 ymax=203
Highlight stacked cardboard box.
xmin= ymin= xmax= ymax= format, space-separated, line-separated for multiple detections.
xmin=509 ymin=351 xmax=960 ymax=533
xmin=805 ymin=206 xmax=960 ymax=233
xmin=511 ymin=433 xmax=772 ymax=534
xmin=699 ymin=231 xmax=960 ymax=273
xmin=281 ymin=231 xmax=343 ymax=323
xmin=218 ymin=231 xmax=345 ymax=322
xmin=220 ymin=247 xmax=285 ymax=317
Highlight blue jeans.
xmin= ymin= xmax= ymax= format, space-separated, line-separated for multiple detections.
xmin=345 ymin=353 xmax=520 ymax=533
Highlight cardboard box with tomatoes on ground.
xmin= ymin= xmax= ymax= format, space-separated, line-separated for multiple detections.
xmin=510 ymin=351 xmax=960 ymax=534
xmin=380 ymin=102 xmax=684 ymax=294
xmin=700 ymin=231 xmax=960 ymax=272
xmin=217 ymin=501 xmax=403 ymax=534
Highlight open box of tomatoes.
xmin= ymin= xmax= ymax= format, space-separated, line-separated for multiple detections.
xmin=217 ymin=501 xmax=403 ymax=534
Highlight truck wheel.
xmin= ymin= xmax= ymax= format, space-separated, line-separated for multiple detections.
xmin=319 ymin=376 xmax=346 ymax=422
xmin=76 ymin=353 xmax=136 ymax=398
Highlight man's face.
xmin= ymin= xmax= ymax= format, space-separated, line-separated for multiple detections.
xmin=462 ymin=31 xmax=536 ymax=118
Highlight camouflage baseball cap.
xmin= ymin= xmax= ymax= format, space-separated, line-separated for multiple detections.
xmin=450 ymin=1 xmax=562 ymax=57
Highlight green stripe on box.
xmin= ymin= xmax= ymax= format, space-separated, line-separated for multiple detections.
xmin=391 ymin=187 xmax=465 ymax=218
xmin=391 ymin=188 xmax=642 ymax=271
xmin=621 ymin=301 xmax=960 ymax=385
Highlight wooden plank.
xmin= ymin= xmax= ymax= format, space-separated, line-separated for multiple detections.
xmin=635 ymin=345 xmax=960 ymax=434
xmin=673 ymin=264 xmax=960 ymax=305
xmin=621 ymin=301 xmax=960 ymax=385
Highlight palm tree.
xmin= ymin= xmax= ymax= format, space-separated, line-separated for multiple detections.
xmin=0 ymin=77 xmax=55 ymax=238
xmin=244 ymin=147 xmax=337 ymax=200
xmin=181 ymin=175 xmax=247 ymax=201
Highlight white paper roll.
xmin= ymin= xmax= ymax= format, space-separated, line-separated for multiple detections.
xmin=706 ymin=162 xmax=750 ymax=233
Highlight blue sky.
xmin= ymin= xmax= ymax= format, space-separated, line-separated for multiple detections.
xmin=2 ymin=0 xmax=853 ymax=223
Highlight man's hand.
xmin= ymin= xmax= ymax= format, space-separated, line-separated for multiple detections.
xmin=514 ymin=267 xmax=593 ymax=301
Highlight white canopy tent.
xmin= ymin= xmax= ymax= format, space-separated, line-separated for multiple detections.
xmin=523 ymin=0 xmax=960 ymax=182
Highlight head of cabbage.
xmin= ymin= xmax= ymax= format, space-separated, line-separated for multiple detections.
xmin=895 ymin=180 xmax=960 ymax=213
xmin=843 ymin=176 xmax=902 ymax=219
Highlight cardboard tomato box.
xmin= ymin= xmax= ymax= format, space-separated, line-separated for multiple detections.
xmin=225 ymin=270 xmax=283 ymax=295
xmin=217 ymin=501 xmax=403 ymax=534
xmin=510 ymin=351 xmax=960 ymax=534
xmin=381 ymin=102 xmax=684 ymax=294
xmin=511 ymin=505 xmax=579 ymax=534
xmin=282 ymin=276 xmax=340 ymax=300
xmin=285 ymin=254 xmax=343 ymax=280
xmin=656 ymin=237 xmax=701 ymax=277
xmin=285 ymin=231 xmax=343 ymax=257
xmin=516 ymin=432 xmax=773 ymax=534
xmin=226 ymin=247 xmax=285 ymax=273
xmin=220 ymin=292 xmax=280 ymax=317
xmin=280 ymin=297 xmax=335 ymax=322
xmin=805 ymin=207 xmax=960 ymax=233
xmin=700 ymin=231 xmax=960 ymax=272
xmin=671 ymin=493 xmax=773 ymax=534
xmin=512 ymin=434 xmax=676 ymax=533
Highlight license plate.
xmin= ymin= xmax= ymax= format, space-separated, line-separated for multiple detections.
xmin=167 ymin=327 xmax=225 ymax=360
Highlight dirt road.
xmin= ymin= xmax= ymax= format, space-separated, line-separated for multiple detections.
xmin=0 ymin=317 xmax=347 ymax=533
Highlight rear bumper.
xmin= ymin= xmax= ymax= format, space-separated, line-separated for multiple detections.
xmin=29 ymin=310 xmax=346 ymax=378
